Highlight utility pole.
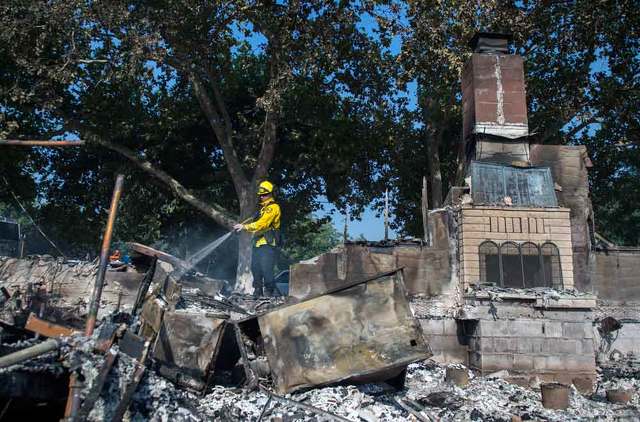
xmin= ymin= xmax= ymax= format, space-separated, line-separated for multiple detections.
xmin=384 ymin=189 xmax=389 ymax=241
xmin=422 ymin=176 xmax=430 ymax=245
xmin=343 ymin=208 xmax=349 ymax=243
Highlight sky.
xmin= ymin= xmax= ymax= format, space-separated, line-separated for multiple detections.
xmin=313 ymin=197 xmax=398 ymax=241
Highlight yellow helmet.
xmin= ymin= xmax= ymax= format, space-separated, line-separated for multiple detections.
xmin=257 ymin=180 xmax=274 ymax=195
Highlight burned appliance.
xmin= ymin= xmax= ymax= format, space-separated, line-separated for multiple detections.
xmin=237 ymin=270 xmax=431 ymax=394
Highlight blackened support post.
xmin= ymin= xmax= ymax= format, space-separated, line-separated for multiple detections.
xmin=85 ymin=174 xmax=125 ymax=336
xmin=131 ymin=257 xmax=157 ymax=316
xmin=64 ymin=372 xmax=84 ymax=419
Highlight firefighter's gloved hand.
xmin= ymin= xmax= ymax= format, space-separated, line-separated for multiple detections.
xmin=233 ymin=223 xmax=244 ymax=232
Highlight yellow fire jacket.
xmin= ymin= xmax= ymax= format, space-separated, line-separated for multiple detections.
xmin=243 ymin=198 xmax=281 ymax=247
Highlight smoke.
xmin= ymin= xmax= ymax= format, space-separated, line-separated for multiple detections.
xmin=173 ymin=231 xmax=234 ymax=280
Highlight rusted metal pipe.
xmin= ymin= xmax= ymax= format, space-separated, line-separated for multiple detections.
xmin=85 ymin=174 xmax=125 ymax=336
xmin=64 ymin=372 xmax=84 ymax=419
xmin=0 ymin=338 xmax=60 ymax=368
xmin=0 ymin=139 xmax=85 ymax=146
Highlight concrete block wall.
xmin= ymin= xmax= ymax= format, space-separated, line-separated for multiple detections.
xmin=465 ymin=299 xmax=597 ymax=385
xmin=289 ymin=210 xmax=455 ymax=299
xmin=419 ymin=318 xmax=468 ymax=365
xmin=602 ymin=322 xmax=640 ymax=356
xmin=592 ymin=250 xmax=640 ymax=302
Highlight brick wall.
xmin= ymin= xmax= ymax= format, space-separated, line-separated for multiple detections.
xmin=462 ymin=54 xmax=528 ymax=141
xmin=459 ymin=206 xmax=574 ymax=289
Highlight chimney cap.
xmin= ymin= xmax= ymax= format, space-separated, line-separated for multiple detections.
xmin=469 ymin=32 xmax=513 ymax=54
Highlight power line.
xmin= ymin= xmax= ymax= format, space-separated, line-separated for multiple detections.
xmin=1 ymin=177 xmax=66 ymax=258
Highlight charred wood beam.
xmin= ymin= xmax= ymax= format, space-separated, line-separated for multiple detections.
xmin=0 ymin=398 xmax=11 ymax=419
xmin=64 ymin=372 xmax=84 ymax=418
xmin=109 ymin=340 xmax=150 ymax=422
xmin=94 ymin=323 xmax=123 ymax=354
xmin=74 ymin=350 xmax=119 ymax=421
xmin=110 ymin=364 xmax=146 ymax=422
xmin=25 ymin=313 xmax=78 ymax=338
xmin=131 ymin=257 xmax=158 ymax=316
xmin=257 ymin=395 xmax=272 ymax=422
xmin=392 ymin=396 xmax=433 ymax=422
xmin=258 ymin=385 xmax=351 ymax=422
xmin=233 ymin=322 xmax=258 ymax=389
xmin=127 ymin=242 xmax=190 ymax=271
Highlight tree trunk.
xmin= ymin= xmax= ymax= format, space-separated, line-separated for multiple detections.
xmin=426 ymin=135 xmax=443 ymax=209
xmin=235 ymin=233 xmax=254 ymax=293
xmin=454 ymin=134 xmax=467 ymax=187
xmin=235 ymin=191 xmax=258 ymax=293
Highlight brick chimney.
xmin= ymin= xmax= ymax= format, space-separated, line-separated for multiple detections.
xmin=462 ymin=33 xmax=529 ymax=163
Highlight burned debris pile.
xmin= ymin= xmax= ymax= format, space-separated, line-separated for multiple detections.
xmin=0 ymin=247 xmax=638 ymax=421
xmin=0 ymin=247 xmax=437 ymax=420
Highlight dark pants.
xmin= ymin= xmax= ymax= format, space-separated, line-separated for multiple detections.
xmin=252 ymin=245 xmax=276 ymax=296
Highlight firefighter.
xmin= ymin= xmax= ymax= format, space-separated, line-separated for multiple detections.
xmin=234 ymin=180 xmax=281 ymax=297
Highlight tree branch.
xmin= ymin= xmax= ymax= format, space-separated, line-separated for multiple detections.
xmin=189 ymin=72 xmax=249 ymax=194
xmin=252 ymin=35 xmax=283 ymax=185
xmin=536 ymin=109 xmax=599 ymax=144
xmin=562 ymin=116 xmax=599 ymax=140
xmin=204 ymin=67 xmax=234 ymax=141
xmin=84 ymin=134 xmax=237 ymax=229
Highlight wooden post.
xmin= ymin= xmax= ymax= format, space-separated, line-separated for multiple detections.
xmin=422 ymin=176 xmax=430 ymax=245
xmin=85 ymin=174 xmax=124 ymax=336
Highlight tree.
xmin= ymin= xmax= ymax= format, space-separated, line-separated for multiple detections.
xmin=281 ymin=215 xmax=340 ymax=265
xmin=0 ymin=1 xmax=394 ymax=290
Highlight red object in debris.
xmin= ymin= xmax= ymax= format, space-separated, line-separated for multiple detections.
xmin=110 ymin=249 xmax=122 ymax=262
